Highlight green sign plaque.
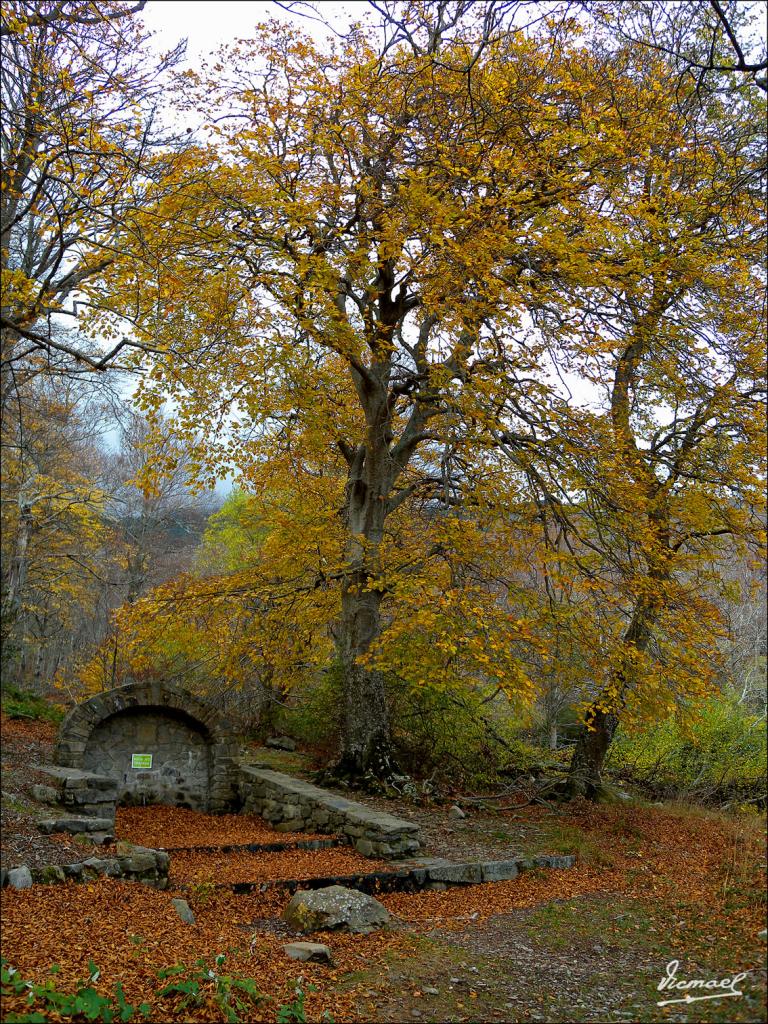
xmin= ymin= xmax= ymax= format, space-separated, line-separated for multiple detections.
xmin=131 ymin=753 xmax=153 ymax=769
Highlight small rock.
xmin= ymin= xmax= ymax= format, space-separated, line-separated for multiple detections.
xmin=283 ymin=941 xmax=334 ymax=964
xmin=7 ymin=866 xmax=32 ymax=890
xmin=759 ymin=929 xmax=767 ymax=940
xmin=265 ymin=735 xmax=297 ymax=751
xmin=423 ymin=986 xmax=439 ymax=995
xmin=171 ymin=898 xmax=195 ymax=924
xmin=448 ymin=804 xmax=466 ymax=819
xmin=89 ymin=832 xmax=115 ymax=846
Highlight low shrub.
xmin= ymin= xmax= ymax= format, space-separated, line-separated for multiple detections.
xmin=1 ymin=958 xmax=150 ymax=1022
xmin=0 ymin=684 xmax=64 ymax=724
xmin=606 ymin=692 xmax=767 ymax=807
xmin=388 ymin=681 xmax=538 ymax=791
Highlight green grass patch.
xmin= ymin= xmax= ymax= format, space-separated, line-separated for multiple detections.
xmin=1 ymin=685 xmax=64 ymax=724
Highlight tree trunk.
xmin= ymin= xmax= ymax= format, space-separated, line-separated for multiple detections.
xmin=2 ymin=496 xmax=33 ymax=625
xmin=335 ymin=584 xmax=398 ymax=781
xmin=1 ymin=493 xmax=34 ymax=681
xmin=329 ymin=411 xmax=403 ymax=786
xmin=566 ymin=585 xmax=662 ymax=800
xmin=548 ymin=722 xmax=558 ymax=751
xmin=566 ymin=707 xmax=619 ymax=798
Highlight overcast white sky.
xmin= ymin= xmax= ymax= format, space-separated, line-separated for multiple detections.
xmin=141 ymin=0 xmax=767 ymax=61
xmin=141 ymin=1 xmax=362 ymax=57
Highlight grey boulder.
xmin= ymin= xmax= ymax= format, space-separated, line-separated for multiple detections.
xmin=283 ymin=885 xmax=391 ymax=934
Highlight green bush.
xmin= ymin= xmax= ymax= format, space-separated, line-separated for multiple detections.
xmin=269 ymin=661 xmax=344 ymax=755
xmin=606 ymin=692 xmax=767 ymax=806
xmin=155 ymin=955 xmax=264 ymax=1022
xmin=0 ymin=685 xmax=64 ymax=724
xmin=268 ymin=661 xmax=546 ymax=791
xmin=388 ymin=681 xmax=541 ymax=790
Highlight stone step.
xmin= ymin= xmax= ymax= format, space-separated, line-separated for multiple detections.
xmin=178 ymin=854 xmax=576 ymax=896
xmin=38 ymin=816 xmax=115 ymax=835
xmin=158 ymin=837 xmax=343 ymax=854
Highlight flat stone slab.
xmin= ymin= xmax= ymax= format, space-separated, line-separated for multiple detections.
xmin=35 ymin=766 xmax=117 ymax=789
xmin=243 ymin=768 xmax=420 ymax=834
xmin=38 ymin=817 xmax=114 ymax=835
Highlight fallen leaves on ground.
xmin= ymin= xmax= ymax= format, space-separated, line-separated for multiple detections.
xmin=2 ymin=797 xmax=765 ymax=1022
xmin=383 ymin=801 xmax=766 ymax=944
xmin=170 ymin=846 xmax=390 ymax=885
xmin=116 ymin=804 xmax=333 ymax=848
xmin=0 ymin=879 xmax=407 ymax=1021
xmin=0 ymin=715 xmax=105 ymax=869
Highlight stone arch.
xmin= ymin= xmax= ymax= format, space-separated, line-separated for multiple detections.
xmin=54 ymin=681 xmax=241 ymax=813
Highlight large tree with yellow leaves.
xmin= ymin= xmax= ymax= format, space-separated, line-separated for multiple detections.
xmin=99 ymin=4 xmax=765 ymax=787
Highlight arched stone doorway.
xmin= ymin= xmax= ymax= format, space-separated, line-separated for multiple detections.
xmin=54 ymin=681 xmax=241 ymax=812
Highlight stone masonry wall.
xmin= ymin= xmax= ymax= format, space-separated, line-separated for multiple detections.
xmin=2 ymin=843 xmax=170 ymax=890
xmin=238 ymin=766 xmax=421 ymax=859
xmin=55 ymin=682 xmax=242 ymax=813
xmin=34 ymin=766 xmax=118 ymax=822
xmin=83 ymin=708 xmax=211 ymax=810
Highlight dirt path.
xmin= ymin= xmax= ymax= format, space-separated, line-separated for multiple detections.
xmin=346 ymin=895 xmax=767 ymax=1023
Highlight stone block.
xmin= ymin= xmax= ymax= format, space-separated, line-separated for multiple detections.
xmin=119 ymin=853 xmax=157 ymax=873
xmin=30 ymin=784 xmax=61 ymax=804
xmin=37 ymin=817 xmax=113 ymax=835
xmin=532 ymin=854 xmax=575 ymax=870
xmin=273 ymin=819 xmax=304 ymax=832
xmin=81 ymin=857 xmax=121 ymax=877
xmin=355 ymin=838 xmax=375 ymax=857
xmin=480 ymin=860 xmax=519 ymax=882
xmin=427 ymin=863 xmax=483 ymax=884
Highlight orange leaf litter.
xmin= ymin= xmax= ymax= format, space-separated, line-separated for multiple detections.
xmin=2 ymin=801 xmax=765 ymax=1022
xmin=116 ymin=804 xmax=334 ymax=847
xmin=170 ymin=846 xmax=390 ymax=885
